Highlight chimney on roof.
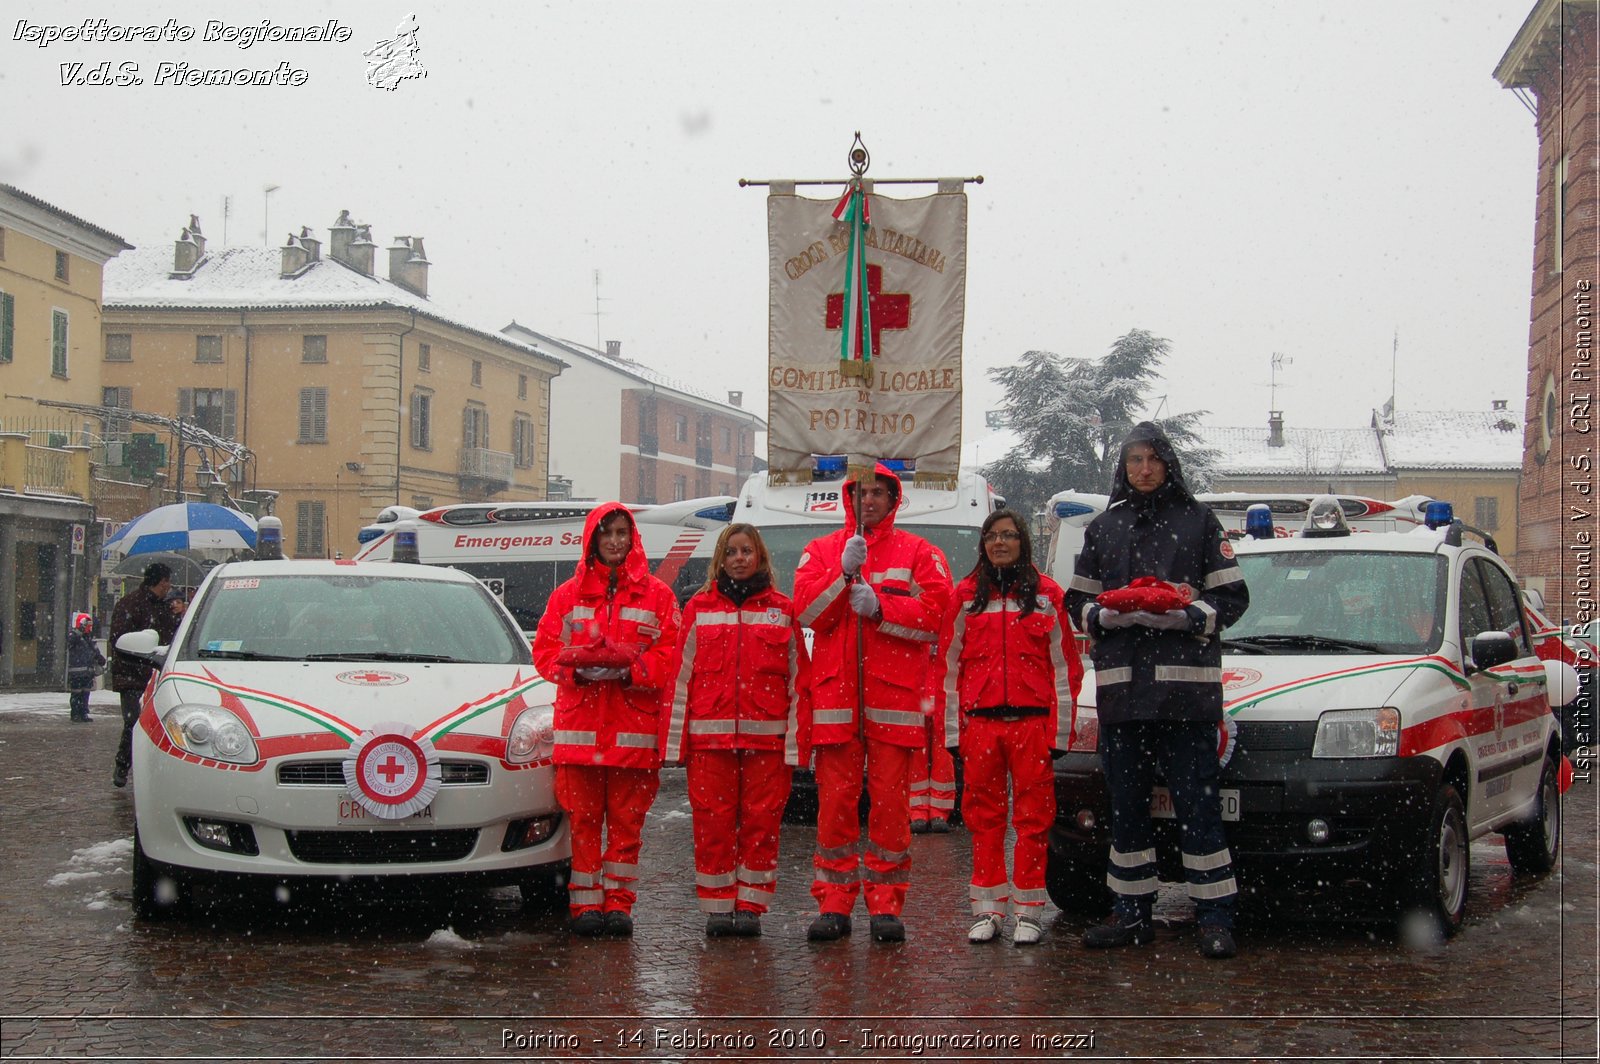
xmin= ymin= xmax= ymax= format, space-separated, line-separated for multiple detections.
xmin=280 ymin=232 xmax=310 ymax=277
xmin=329 ymin=211 xmax=377 ymax=276
xmin=727 ymin=390 xmax=743 ymax=408
xmin=605 ymin=340 xmax=622 ymax=360
xmin=1267 ymin=410 xmax=1285 ymax=448
xmin=387 ymin=235 xmax=429 ymax=297
xmin=296 ymin=225 xmax=320 ymax=263
xmin=1491 ymin=398 xmax=1508 ymax=412
xmin=172 ymin=214 xmax=206 ymax=275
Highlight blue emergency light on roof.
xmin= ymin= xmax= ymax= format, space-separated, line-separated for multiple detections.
xmin=1424 ymin=500 xmax=1454 ymax=530
xmin=392 ymin=520 xmax=421 ymax=564
xmin=255 ymin=516 xmax=283 ymax=560
xmin=1245 ymin=504 xmax=1274 ymax=540
xmin=878 ymin=458 xmax=916 ymax=474
xmin=356 ymin=527 xmax=383 ymax=544
xmin=1052 ymin=500 xmax=1098 ymax=520
xmin=813 ymin=455 xmax=848 ymax=481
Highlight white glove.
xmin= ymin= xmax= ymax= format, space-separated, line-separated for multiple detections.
xmin=849 ymin=581 xmax=880 ymax=618
xmin=1131 ymin=609 xmax=1192 ymax=631
xmin=575 ymin=666 xmax=628 ymax=682
xmin=1097 ymin=608 xmax=1139 ymax=631
xmin=841 ymin=534 xmax=868 ymax=577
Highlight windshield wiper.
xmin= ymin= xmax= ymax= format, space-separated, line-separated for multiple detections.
xmin=1223 ymin=634 xmax=1389 ymax=654
xmin=196 ymin=648 xmax=298 ymax=661
xmin=304 ymin=651 xmax=462 ymax=663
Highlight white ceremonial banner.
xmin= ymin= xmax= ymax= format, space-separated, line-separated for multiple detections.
xmin=767 ymin=183 xmax=966 ymax=487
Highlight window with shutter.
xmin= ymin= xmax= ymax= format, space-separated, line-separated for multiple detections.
xmin=0 ymin=292 xmax=13 ymax=363
xmin=410 ymin=390 xmax=432 ymax=450
xmin=295 ymin=500 xmax=327 ymax=557
xmin=299 ymin=388 xmax=327 ymax=443
xmin=102 ymin=387 xmax=132 ymax=442
xmin=51 ymin=310 xmax=68 ymax=377
xmin=302 ymin=335 xmax=328 ymax=363
xmin=195 ymin=335 xmax=223 ymax=363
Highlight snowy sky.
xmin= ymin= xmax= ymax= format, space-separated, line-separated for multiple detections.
xmin=3 ymin=1 xmax=1541 ymax=444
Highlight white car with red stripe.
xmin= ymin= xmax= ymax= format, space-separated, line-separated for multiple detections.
xmin=121 ymin=559 xmax=567 ymax=917
xmin=1048 ymin=504 xmax=1576 ymax=933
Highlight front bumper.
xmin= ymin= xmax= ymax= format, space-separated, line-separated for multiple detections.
xmin=1050 ymin=740 xmax=1443 ymax=889
xmin=133 ymin=742 xmax=569 ymax=881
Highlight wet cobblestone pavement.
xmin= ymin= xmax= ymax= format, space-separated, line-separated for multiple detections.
xmin=1 ymin=700 xmax=1595 ymax=1061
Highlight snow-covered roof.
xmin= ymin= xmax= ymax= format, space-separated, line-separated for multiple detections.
xmin=1380 ymin=410 xmax=1523 ymax=471
xmin=104 ymin=245 xmax=563 ymax=365
xmin=1198 ymin=425 xmax=1389 ymax=477
xmin=1 ymin=184 xmax=131 ymax=252
xmin=501 ymin=322 xmax=764 ymax=423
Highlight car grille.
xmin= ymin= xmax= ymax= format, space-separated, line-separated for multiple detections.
xmin=285 ymin=829 xmax=480 ymax=864
xmin=277 ymin=760 xmax=491 ymax=786
xmin=1235 ymin=721 xmax=1317 ymax=752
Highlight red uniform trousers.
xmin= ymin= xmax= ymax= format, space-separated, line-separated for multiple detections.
xmin=909 ymin=717 xmax=956 ymax=826
xmin=960 ymin=715 xmax=1056 ymax=917
xmin=685 ymin=748 xmax=793 ymax=914
xmin=554 ymin=763 xmax=661 ymax=917
xmin=811 ymin=736 xmax=913 ymax=916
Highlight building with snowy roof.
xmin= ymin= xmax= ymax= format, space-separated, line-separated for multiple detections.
xmin=500 ymin=323 xmax=765 ymax=503
xmin=102 ymin=212 xmax=567 ymax=557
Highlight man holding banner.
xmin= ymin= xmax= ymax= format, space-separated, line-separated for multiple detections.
xmin=795 ymin=462 xmax=952 ymax=943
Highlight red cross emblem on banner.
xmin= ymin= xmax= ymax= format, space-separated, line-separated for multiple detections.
xmin=825 ymin=264 xmax=910 ymax=357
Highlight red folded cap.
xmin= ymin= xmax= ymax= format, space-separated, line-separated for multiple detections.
xmin=555 ymin=638 xmax=637 ymax=668
xmin=1096 ymin=576 xmax=1193 ymax=614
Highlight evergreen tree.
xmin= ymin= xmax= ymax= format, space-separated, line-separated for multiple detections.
xmin=982 ymin=329 xmax=1214 ymax=518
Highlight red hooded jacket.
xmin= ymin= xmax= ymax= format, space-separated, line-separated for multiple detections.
xmin=531 ymin=502 xmax=682 ymax=769
xmin=792 ymin=463 xmax=954 ymax=749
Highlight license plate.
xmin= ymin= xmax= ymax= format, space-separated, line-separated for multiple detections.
xmin=1150 ymin=785 xmax=1240 ymax=822
xmin=336 ymin=798 xmax=434 ymax=822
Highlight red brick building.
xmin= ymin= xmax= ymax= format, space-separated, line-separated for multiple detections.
xmin=1496 ymin=0 xmax=1599 ymax=625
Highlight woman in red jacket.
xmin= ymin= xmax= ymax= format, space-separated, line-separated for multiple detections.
xmin=936 ymin=509 xmax=1083 ymax=946
xmin=532 ymin=502 xmax=681 ymax=937
xmin=664 ymin=523 xmax=810 ymax=937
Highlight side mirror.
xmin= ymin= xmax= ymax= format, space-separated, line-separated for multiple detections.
xmin=1544 ymin=659 xmax=1582 ymax=708
xmin=114 ymin=629 xmax=164 ymax=662
xmin=1468 ymin=630 xmax=1518 ymax=672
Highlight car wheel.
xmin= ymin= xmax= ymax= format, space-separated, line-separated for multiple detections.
xmin=131 ymin=827 xmax=187 ymax=920
xmin=1504 ymin=752 xmax=1561 ymax=878
xmin=1404 ymin=784 xmax=1468 ymax=936
xmin=518 ymin=860 xmax=570 ymax=913
xmin=1045 ymin=843 xmax=1113 ymax=917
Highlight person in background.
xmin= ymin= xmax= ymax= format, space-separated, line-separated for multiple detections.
xmin=793 ymin=462 xmax=952 ymax=944
xmin=664 ymin=523 xmax=811 ymax=938
xmin=532 ymin=503 xmax=681 ymax=938
xmin=910 ymin=648 xmax=956 ymax=834
xmin=1065 ymin=421 xmax=1250 ymax=959
xmin=65 ymin=612 xmax=105 ymax=724
xmin=937 ymin=509 xmax=1082 ymax=946
xmin=108 ymin=562 xmax=178 ymax=788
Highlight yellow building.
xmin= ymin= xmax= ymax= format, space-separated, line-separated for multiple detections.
xmin=0 ymin=184 xmax=129 ymax=688
xmin=103 ymin=212 xmax=566 ymax=558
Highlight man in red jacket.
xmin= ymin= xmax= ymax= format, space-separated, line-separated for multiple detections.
xmin=794 ymin=463 xmax=953 ymax=943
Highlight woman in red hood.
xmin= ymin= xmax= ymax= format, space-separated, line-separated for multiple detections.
xmin=532 ymin=502 xmax=682 ymax=937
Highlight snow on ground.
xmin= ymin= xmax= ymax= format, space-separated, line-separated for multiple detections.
xmin=425 ymin=927 xmax=478 ymax=950
xmin=47 ymin=837 xmax=133 ymax=889
xmin=0 ymin=689 xmax=121 ymax=718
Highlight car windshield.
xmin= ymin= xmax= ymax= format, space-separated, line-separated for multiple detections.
xmin=181 ymin=573 xmax=531 ymax=664
xmin=756 ymin=523 xmax=985 ymax=595
xmin=1227 ymin=550 xmax=1447 ymax=655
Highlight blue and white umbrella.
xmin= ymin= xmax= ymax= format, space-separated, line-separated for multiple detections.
xmin=102 ymin=502 xmax=257 ymax=564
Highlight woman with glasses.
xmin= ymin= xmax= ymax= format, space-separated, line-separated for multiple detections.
xmin=936 ymin=510 xmax=1082 ymax=945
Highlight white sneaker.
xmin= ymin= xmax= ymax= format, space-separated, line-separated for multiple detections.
xmin=968 ymin=913 xmax=1003 ymax=943
xmin=1013 ymin=915 xmax=1044 ymax=945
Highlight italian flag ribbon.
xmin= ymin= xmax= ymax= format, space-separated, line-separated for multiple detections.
xmin=832 ymin=179 xmax=874 ymax=378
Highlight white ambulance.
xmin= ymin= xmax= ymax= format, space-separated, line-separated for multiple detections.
xmin=1047 ymin=498 xmax=1578 ymax=934
xmin=353 ymin=497 xmax=736 ymax=632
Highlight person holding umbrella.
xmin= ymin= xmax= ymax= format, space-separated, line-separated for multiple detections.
xmin=108 ymin=562 xmax=179 ymax=788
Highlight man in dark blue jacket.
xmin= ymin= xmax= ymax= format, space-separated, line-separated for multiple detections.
xmin=1065 ymin=422 xmax=1249 ymax=958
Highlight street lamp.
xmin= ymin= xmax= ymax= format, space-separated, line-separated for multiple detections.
xmin=263 ymin=184 xmax=280 ymax=247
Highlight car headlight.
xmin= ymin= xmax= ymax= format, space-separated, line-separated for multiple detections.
xmin=506 ymin=706 xmax=556 ymax=764
xmin=162 ymin=704 xmax=259 ymax=765
xmin=1312 ymin=707 xmax=1400 ymax=758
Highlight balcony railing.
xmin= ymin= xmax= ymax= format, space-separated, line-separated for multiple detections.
xmin=458 ymin=447 xmax=514 ymax=494
xmin=0 ymin=434 xmax=91 ymax=499
xmin=639 ymin=432 xmax=659 ymax=457
xmin=696 ymin=444 xmax=713 ymax=468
